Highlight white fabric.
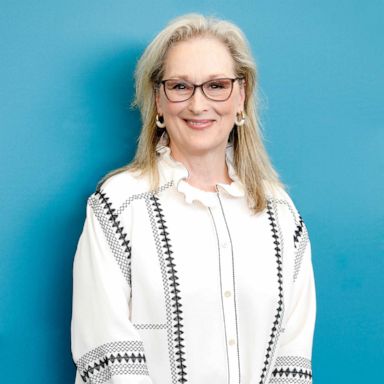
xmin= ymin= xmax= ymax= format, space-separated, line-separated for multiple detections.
xmin=71 ymin=145 xmax=316 ymax=384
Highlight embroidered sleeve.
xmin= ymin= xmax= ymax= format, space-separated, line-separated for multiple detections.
xmin=268 ymin=235 xmax=316 ymax=384
xmin=71 ymin=192 xmax=153 ymax=384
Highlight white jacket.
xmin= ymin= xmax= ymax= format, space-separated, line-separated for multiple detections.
xmin=71 ymin=145 xmax=316 ymax=384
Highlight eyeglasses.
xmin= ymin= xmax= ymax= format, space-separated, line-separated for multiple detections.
xmin=159 ymin=77 xmax=244 ymax=103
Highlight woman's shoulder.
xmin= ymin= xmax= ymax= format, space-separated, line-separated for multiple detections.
xmin=262 ymin=180 xmax=305 ymax=228
xmin=88 ymin=167 xmax=152 ymax=208
xmin=262 ymin=181 xmax=310 ymax=264
xmin=262 ymin=180 xmax=292 ymax=204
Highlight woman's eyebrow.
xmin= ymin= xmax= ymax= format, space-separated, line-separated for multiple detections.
xmin=164 ymin=74 xmax=231 ymax=81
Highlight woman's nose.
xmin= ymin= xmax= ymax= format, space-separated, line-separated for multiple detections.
xmin=187 ymin=86 xmax=209 ymax=113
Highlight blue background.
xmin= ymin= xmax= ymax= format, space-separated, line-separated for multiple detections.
xmin=1 ymin=1 xmax=383 ymax=383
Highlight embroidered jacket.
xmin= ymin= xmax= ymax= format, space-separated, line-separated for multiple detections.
xmin=71 ymin=145 xmax=316 ymax=384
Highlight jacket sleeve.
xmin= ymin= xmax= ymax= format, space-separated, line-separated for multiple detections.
xmin=71 ymin=193 xmax=153 ymax=384
xmin=268 ymin=203 xmax=316 ymax=383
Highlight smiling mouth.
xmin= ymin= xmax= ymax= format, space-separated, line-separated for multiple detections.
xmin=184 ymin=119 xmax=215 ymax=129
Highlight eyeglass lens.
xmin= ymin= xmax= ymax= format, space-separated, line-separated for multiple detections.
xmin=163 ymin=78 xmax=234 ymax=102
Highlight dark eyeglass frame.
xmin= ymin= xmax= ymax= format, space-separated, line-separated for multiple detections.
xmin=158 ymin=77 xmax=244 ymax=103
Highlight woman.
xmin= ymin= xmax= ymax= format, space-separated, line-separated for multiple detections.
xmin=71 ymin=14 xmax=316 ymax=384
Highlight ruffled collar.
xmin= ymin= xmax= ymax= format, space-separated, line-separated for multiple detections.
xmin=156 ymin=136 xmax=245 ymax=207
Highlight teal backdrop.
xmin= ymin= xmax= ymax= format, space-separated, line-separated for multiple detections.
xmin=1 ymin=1 xmax=383 ymax=383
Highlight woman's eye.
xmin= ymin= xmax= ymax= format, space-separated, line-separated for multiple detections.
xmin=174 ymin=83 xmax=186 ymax=90
xmin=207 ymin=81 xmax=225 ymax=89
xmin=168 ymin=82 xmax=191 ymax=90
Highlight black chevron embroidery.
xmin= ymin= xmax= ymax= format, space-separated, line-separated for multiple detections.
xmin=272 ymin=367 xmax=312 ymax=380
xmin=150 ymin=194 xmax=188 ymax=383
xmin=95 ymin=190 xmax=132 ymax=285
xmin=80 ymin=352 xmax=147 ymax=382
xmin=259 ymin=201 xmax=284 ymax=384
xmin=293 ymin=215 xmax=304 ymax=249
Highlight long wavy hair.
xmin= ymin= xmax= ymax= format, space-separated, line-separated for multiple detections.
xmin=98 ymin=13 xmax=283 ymax=213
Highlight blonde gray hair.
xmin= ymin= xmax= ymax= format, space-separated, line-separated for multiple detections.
xmin=98 ymin=13 xmax=283 ymax=212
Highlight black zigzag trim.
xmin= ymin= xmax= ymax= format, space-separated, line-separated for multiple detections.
xmin=259 ymin=200 xmax=284 ymax=384
xmin=292 ymin=213 xmax=309 ymax=282
xmin=268 ymin=198 xmax=308 ymax=282
xmin=272 ymin=367 xmax=312 ymax=380
xmin=80 ymin=352 xmax=147 ymax=383
xmin=293 ymin=215 xmax=304 ymax=249
xmin=270 ymin=356 xmax=312 ymax=383
xmin=76 ymin=341 xmax=149 ymax=384
xmin=150 ymin=194 xmax=188 ymax=383
xmin=94 ymin=190 xmax=132 ymax=286
xmin=95 ymin=190 xmax=131 ymax=255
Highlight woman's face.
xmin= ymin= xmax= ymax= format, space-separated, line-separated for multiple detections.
xmin=156 ymin=37 xmax=245 ymax=160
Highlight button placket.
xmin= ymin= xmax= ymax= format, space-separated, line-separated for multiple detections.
xmin=209 ymin=192 xmax=240 ymax=384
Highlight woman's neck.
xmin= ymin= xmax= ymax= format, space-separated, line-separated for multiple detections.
xmin=170 ymin=144 xmax=232 ymax=192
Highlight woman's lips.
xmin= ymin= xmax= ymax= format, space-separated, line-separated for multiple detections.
xmin=184 ymin=119 xmax=215 ymax=130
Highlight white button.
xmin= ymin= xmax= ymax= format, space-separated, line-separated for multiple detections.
xmin=224 ymin=290 xmax=232 ymax=298
xmin=228 ymin=338 xmax=236 ymax=346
